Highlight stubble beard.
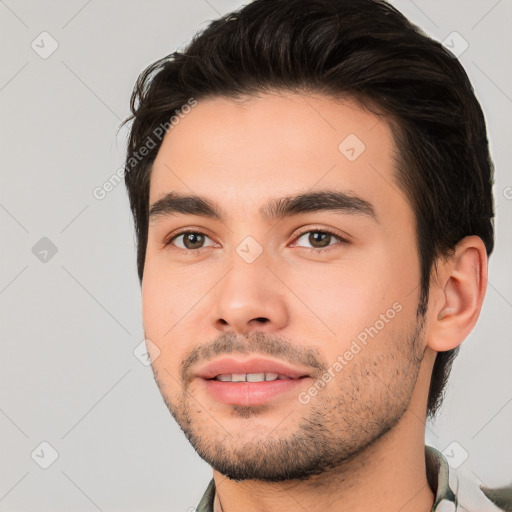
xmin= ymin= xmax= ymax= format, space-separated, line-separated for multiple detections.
xmin=152 ymin=318 xmax=425 ymax=482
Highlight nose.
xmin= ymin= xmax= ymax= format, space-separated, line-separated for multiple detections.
xmin=211 ymin=251 xmax=289 ymax=336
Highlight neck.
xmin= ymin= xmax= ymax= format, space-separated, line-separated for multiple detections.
xmin=212 ymin=398 xmax=435 ymax=512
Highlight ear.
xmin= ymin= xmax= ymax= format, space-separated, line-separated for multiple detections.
xmin=426 ymin=236 xmax=488 ymax=352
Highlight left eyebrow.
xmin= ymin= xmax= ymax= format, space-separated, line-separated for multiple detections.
xmin=260 ymin=190 xmax=377 ymax=222
xmin=148 ymin=190 xmax=377 ymax=223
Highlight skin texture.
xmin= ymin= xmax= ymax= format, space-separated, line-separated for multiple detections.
xmin=141 ymin=91 xmax=487 ymax=512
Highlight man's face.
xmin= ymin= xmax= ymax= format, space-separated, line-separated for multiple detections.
xmin=142 ymin=92 xmax=427 ymax=481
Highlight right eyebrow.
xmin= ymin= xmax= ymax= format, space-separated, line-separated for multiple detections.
xmin=149 ymin=192 xmax=224 ymax=222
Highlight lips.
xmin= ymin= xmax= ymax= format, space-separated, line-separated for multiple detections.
xmin=195 ymin=356 xmax=311 ymax=381
xmin=195 ymin=356 xmax=312 ymax=406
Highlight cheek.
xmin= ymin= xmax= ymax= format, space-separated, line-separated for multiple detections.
xmin=283 ymin=251 xmax=416 ymax=352
xmin=141 ymin=253 xmax=200 ymax=329
xmin=141 ymin=262 xmax=182 ymax=365
xmin=141 ymin=276 xmax=170 ymax=335
xmin=283 ymin=260 xmax=391 ymax=334
xmin=141 ymin=257 xmax=216 ymax=374
xmin=141 ymin=278 xmax=184 ymax=394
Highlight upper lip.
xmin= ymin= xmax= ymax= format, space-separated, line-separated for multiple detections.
xmin=195 ymin=357 xmax=312 ymax=380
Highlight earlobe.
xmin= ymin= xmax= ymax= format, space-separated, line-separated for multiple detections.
xmin=426 ymin=236 xmax=488 ymax=352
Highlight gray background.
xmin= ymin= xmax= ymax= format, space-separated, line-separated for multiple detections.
xmin=1 ymin=1 xmax=511 ymax=511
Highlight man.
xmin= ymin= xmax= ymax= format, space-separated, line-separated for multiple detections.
xmin=122 ymin=0 xmax=511 ymax=510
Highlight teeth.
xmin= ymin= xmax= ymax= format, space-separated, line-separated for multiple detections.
xmin=246 ymin=372 xmax=265 ymax=382
xmin=214 ymin=372 xmax=291 ymax=382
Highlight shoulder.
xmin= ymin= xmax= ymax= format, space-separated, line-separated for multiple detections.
xmin=426 ymin=445 xmax=512 ymax=512
xmin=455 ymin=473 xmax=512 ymax=512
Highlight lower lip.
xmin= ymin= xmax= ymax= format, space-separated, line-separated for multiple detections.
xmin=201 ymin=378 xmax=309 ymax=406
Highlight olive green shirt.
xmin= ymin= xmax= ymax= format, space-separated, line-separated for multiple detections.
xmin=196 ymin=445 xmax=512 ymax=511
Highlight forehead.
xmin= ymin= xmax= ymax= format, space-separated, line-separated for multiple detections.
xmin=149 ymin=92 xmax=408 ymax=221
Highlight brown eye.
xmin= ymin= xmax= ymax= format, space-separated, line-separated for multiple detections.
xmin=166 ymin=231 xmax=214 ymax=250
xmin=307 ymin=232 xmax=332 ymax=248
xmin=294 ymin=229 xmax=347 ymax=250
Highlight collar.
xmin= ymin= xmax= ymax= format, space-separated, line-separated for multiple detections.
xmin=196 ymin=445 xmax=457 ymax=512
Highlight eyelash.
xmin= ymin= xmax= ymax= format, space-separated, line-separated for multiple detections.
xmin=164 ymin=227 xmax=349 ymax=253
